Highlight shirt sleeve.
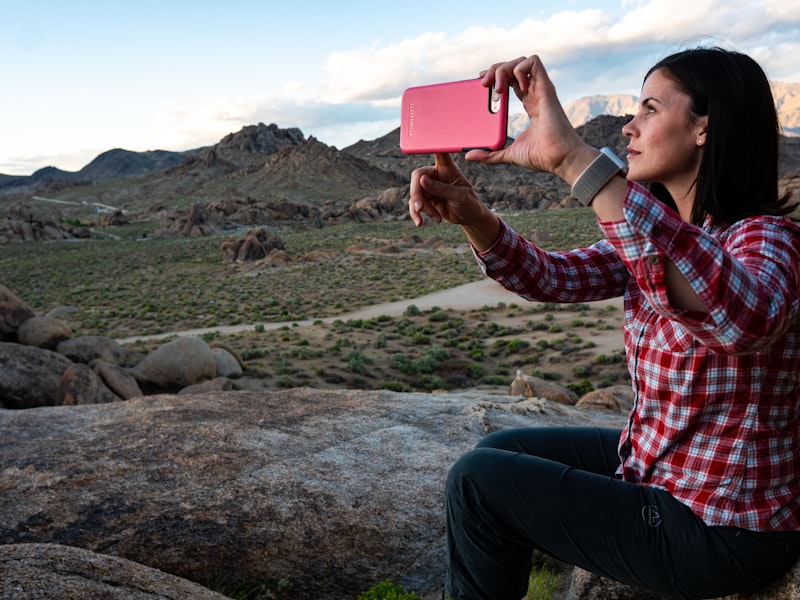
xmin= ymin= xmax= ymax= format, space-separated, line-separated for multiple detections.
xmin=600 ymin=181 xmax=800 ymax=354
xmin=473 ymin=218 xmax=629 ymax=304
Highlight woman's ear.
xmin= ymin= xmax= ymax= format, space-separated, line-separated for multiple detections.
xmin=695 ymin=116 xmax=708 ymax=147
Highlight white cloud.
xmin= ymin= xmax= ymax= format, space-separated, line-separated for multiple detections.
xmin=320 ymin=0 xmax=800 ymax=106
xmin=320 ymin=10 xmax=618 ymax=104
xmin=762 ymin=0 xmax=800 ymax=20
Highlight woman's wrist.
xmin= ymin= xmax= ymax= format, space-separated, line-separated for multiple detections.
xmin=461 ymin=207 xmax=502 ymax=252
xmin=553 ymin=144 xmax=601 ymax=186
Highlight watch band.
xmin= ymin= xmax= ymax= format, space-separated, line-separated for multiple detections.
xmin=570 ymin=147 xmax=628 ymax=206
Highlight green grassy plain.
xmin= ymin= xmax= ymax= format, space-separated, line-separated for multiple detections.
xmin=2 ymin=208 xmax=628 ymax=394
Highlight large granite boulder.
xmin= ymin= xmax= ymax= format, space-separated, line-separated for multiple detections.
xmin=0 ymin=285 xmax=35 ymax=341
xmin=0 ymin=388 xmax=625 ymax=599
xmin=16 ymin=315 xmax=72 ymax=349
xmin=2 ymin=388 xmax=797 ymax=599
xmin=0 ymin=342 xmax=73 ymax=408
xmin=129 ymin=336 xmax=217 ymax=391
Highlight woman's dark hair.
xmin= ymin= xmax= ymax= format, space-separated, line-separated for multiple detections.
xmin=645 ymin=47 xmax=794 ymax=226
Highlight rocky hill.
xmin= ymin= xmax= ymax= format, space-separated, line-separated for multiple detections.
xmin=2 ymin=113 xmax=799 ymax=242
xmin=0 ymin=148 xmax=199 ymax=194
xmin=564 ymin=94 xmax=640 ymax=127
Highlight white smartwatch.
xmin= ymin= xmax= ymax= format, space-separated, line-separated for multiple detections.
xmin=570 ymin=147 xmax=628 ymax=206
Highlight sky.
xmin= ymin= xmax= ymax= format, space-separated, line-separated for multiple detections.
xmin=2 ymin=0 xmax=800 ymax=176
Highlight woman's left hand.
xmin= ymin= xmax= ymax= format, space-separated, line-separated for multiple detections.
xmin=466 ymin=55 xmax=591 ymax=183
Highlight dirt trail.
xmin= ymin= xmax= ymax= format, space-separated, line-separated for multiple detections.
xmin=117 ymin=279 xmax=624 ymax=345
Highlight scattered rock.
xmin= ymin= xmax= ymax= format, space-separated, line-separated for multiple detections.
xmin=94 ymin=362 xmax=144 ymax=400
xmin=0 ymin=205 xmax=86 ymax=245
xmin=509 ymin=371 xmax=580 ymax=405
xmin=0 ymin=342 xmax=73 ymax=409
xmin=0 ymin=285 xmax=36 ymax=341
xmin=57 ymin=335 xmax=126 ymax=366
xmin=220 ymin=228 xmax=286 ymax=263
xmin=177 ymin=377 xmax=235 ymax=395
xmin=57 ymin=362 xmax=121 ymax=405
xmin=212 ymin=347 xmax=243 ymax=378
xmin=129 ymin=336 xmax=217 ymax=392
xmin=16 ymin=315 xmax=72 ymax=349
xmin=575 ymin=385 xmax=635 ymax=412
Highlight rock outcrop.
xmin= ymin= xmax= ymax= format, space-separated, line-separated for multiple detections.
xmin=0 ymin=388 xmax=626 ymax=599
xmin=2 ymin=388 xmax=797 ymax=600
xmin=0 ymin=543 xmax=229 ymax=600
xmin=0 ymin=204 xmax=91 ymax=245
xmin=0 ymin=286 xmax=239 ymax=407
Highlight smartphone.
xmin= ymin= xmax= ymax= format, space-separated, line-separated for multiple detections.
xmin=400 ymin=78 xmax=509 ymax=154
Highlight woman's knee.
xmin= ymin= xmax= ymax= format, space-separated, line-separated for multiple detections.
xmin=475 ymin=428 xmax=532 ymax=451
xmin=446 ymin=446 xmax=509 ymax=501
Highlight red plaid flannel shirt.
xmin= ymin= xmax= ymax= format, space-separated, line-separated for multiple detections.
xmin=475 ymin=180 xmax=800 ymax=531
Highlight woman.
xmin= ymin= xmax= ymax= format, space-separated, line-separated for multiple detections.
xmin=409 ymin=48 xmax=800 ymax=599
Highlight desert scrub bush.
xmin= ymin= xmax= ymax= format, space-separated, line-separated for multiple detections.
xmin=572 ymin=364 xmax=592 ymax=378
xmin=484 ymin=374 xmax=512 ymax=386
xmin=530 ymin=369 xmax=562 ymax=381
xmin=276 ymin=375 xmax=294 ymax=388
xmin=438 ymin=316 xmax=464 ymax=332
xmin=417 ymin=374 xmax=447 ymax=391
xmin=468 ymin=363 xmax=484 ymax=379
xmin=594 ymin=350 xmax=626 ymax=364
xmin=390 ymin=346 xmax=450 ymax=376
xmin=345 ymin=349 xmax=372 ymax=374
xmin=470 ymin=347 xmax=485 ymax=361
xmin=240 ymin=348 xmax=267 ymax=361
xmin=567 ymin=379 xmax=594 ymax=396
xmin=404 ymin=304 xmax=421 ymax=317
xmin=483 ymin=321 xmax=524 ymax=337
xmin=330 ymin=336 xmax=354 ymax=352
xmin=288 ymin=346 xmax=322 ymax=360
xmin=358 ymin=580 xmax=422 ymax=600
xmin=411 ymin=332 xmax=431 ymax=345
xmin=428 ymin=309 xmax=449 ymax=322
xmin=505 ymin=338 xmax=532 ymax=355
xmin=272 ymin=355 xmax=293 ymax=376
xmin=381 ymin=380 xmax=414 ymax=393
xmin=526 ymin=564 xmax=562 ymax=600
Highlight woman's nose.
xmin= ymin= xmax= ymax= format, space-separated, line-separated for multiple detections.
xmin=621 ymin=116 xmax=635 ymax=138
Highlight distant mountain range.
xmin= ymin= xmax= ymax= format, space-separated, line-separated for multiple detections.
xmin=1 ymin=83 xmax=798 ymax=211
xmin=509 ymin=81 xmax=800 ymax=138
xmin=0 ymin=148 xmax=200 ymax=193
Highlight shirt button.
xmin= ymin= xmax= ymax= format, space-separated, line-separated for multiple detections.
xmin=652 ymin=226 xmax=661 ymax=236
xmin=648 ymin=256 xmax=659 ymax=265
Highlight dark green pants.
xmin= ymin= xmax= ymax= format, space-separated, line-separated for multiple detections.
xmin=445 ymin=427 xmax=800 ymax=600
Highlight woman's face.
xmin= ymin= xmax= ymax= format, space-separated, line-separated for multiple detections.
xmin=622 ymin=68 xmax=708 ymax=203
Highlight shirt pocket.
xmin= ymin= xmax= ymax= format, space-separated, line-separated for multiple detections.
xmin=649 ymin=318 xmax=695 ymax=352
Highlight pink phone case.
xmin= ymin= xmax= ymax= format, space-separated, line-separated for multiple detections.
xmin=400 ymin=78 xmax=509 ymax=154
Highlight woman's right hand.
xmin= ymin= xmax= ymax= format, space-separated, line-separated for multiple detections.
xmin=409 ymin=153 xmax=501 ymax=250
